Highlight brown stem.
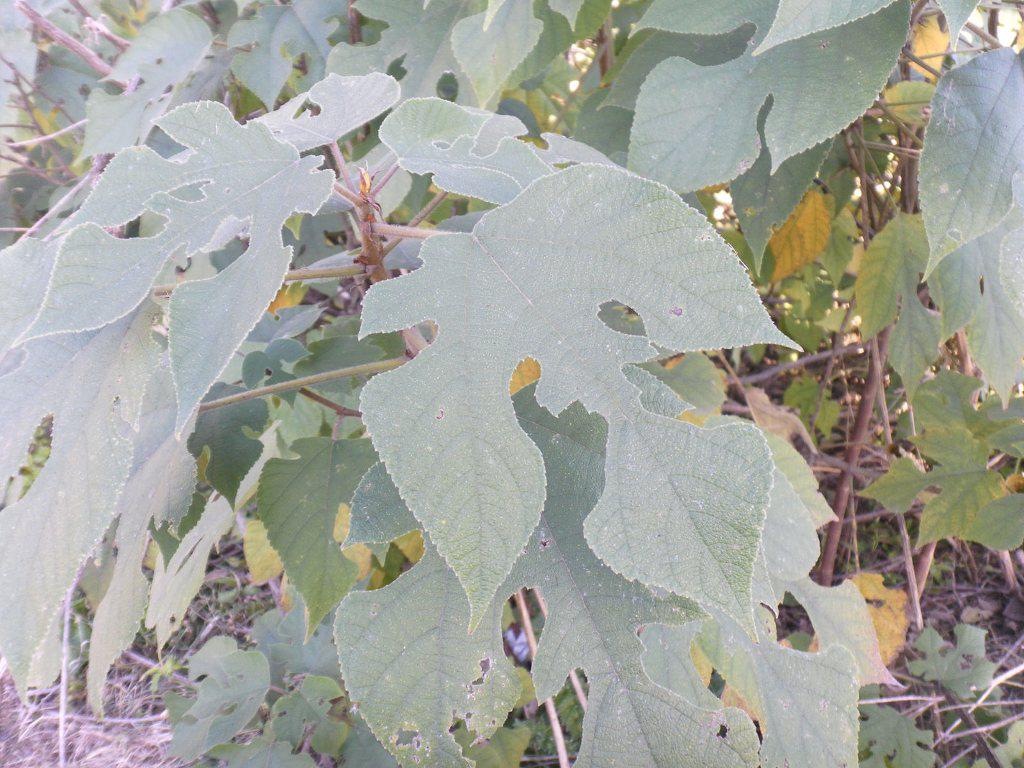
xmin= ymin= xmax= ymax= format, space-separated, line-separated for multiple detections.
xmin=16 ymin=0 xmax=122 ymax=82
xmin=515 ymin=590 xmax=570 ymax=768
xmin=818 ymin=328 xmax=891 ymax=585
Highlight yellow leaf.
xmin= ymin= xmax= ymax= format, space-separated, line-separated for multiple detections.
xmin=333 ymin=502 xmax=352 ymax=543
xmin=509 ymin=357 xmax=541 ymax=395
xmin=911 ymin=16 xmax=949 ymax=83
xmin=344 ymin=543 xmax=374 ymax=580
xmin=243 ymin=520 xmax=283 ymax=584
xmin=395 ymin=530 xmax=424 ymax=563
xmin=267 ymin=282 xmax=307 ymax=314
xmin=280 ymin=574 xmax=294 ymax=612
xmin=851 ymin=573 xmax=909 ymax=665
xmin=769 ymin=188 xmax=833 ymax=281
xmin=745 ymin=387 xmax=816 ymax=451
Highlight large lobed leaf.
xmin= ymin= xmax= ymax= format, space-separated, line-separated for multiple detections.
xmin=628 ymin=0 xmax=909 ymax=192
xmin=359 ymin=162 xmax=789 ymax=629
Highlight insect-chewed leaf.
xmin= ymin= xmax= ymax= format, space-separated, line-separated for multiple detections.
xmin=146 ymin=497 xmax=234 ymax=648
xmin=82 ymin=8 xmax=213 ymax=157
xmin=18 ymin=100 xmax=340 ymax=434
xmin=505 ymin=391 xmax=760 ymax=768
xmin=256 ymin=72 xmax=401 ymax=152
xmin=359 ymin=162 xmax=788 ymax=629
xmin=696 ymin=614 xmax=860 ymax=768
xmin=920 ymin=48 xmax=1024 ymax=270
xmin=629 ymin=1 xmax=909 ymax=191
xmin=0 ymin=304 xmax=162 ymax=691
xmin=169 ymin=635 xmax=271 ymax=760
xmin=335 ymin=545 xmax=520 ymax=768
xmin=635 ymin=0 xmax=777 ymax=42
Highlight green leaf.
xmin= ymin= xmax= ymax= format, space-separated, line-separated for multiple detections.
xmin=252 ymin=598 xmax=340 ymax=686
xmin=189 ymin=384 xmax=269 ymax=505
xmin=0 ymin=237 xmax=56 ymax=357
xmin=854 ymin=213 xmax=941 ymax=398
xmin=340 ymin=716 xmax=400 ymax=767
xmin=256 ymin=72 xmax=401 ymax=152
xmin=920 ymin=48 xmax=1024 ymax=270
xmin=931 ymin=212 xmax=1024 ymax=402
xmin=0 ymin=305 xmax=162 ymax=691
xmin=696 ymin=613 xmax=860 ymax=768
xmin=859 ymin=705 xmax=936 ymax=768
xmin=635 ymin=0 xmax=777 ymax=43
xmin=786 ymin=578 xmax=897 ymax=686
xmin=327 ymin=0 xmax=482 ymax=103
xmin=628 ymin=1 xmax=908 ymax=191
xmin=864 ymin=425 xmax=1024 ymax=550
xmin=347 ymin=462 xmax=419 ymax=545
xmin=83 ymin=8 xmax=213 ymax=156
xmin=638 ymin=353 xmax=726 ymax=419
xmin=731 ymin=123 xmax=830 ymax=270
xmin=506 ymin=392 xmax=760 ymax=768
xmin=228 ymin=0 xmax=341 ymax=109
xmin=270 ymin=675 xmax=346 ymax=755
xmin=169 ymin=635 xmax=271 ymax=760
xmin=257 ymin=437 xmax=377 ymax=634
xmin=19 ymin=101 xmax=334 ymax=436
xmin=335 ymin=545 xmax=520 ymax=768
xmin=378 ymin=97 xmax=553 ymax=204
xmin=936 ymin=0 xmax=979 ymax=45
xmin=908 ymin=624 xmax=996 ymax=699
xmin=146 ymin=497 xmax=233 ymax=648
xmin=453 ymin=723 xmax=532 ymax=768
xmin=215 ymin=738 xmax=317 ymax=768
xmin=755 ymin=0 xmax=898 ymax=54
xmin=87 ymin=359 xmax=197 ymax=712
xmin=451 ymin=1 xmax=542 ymax=107
xmin=359 ymin=163 xmax=788 ymax=628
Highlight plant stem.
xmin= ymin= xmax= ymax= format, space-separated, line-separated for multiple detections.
xmin=196 ymin=358 xmax=405 ymax=412
xmin=151 ymin=264 xmax=364 ymax=297
xmin=372 ymin=222 xmax=448 ymax=240
xmin=515 ymin=590 xmax=570 ymax=768
xmin=16 ymin=0 xmax=121 ymax=82
xmin=818 ymin=328 xmax=890 ymax=585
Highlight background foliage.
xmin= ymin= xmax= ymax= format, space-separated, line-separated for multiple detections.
xmin=1 ymin=0 xmax=1024 ymax=766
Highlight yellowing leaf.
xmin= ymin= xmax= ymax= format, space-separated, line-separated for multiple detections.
xmin=344 ymin=543 xmax=374 ymax=580
xmin=333 ymin=502 xmax=352 ymax=543
xmin=746 ymin=387 xmax=816 ymax=451
xmin=911 ymin=16 xmax=949 ymax=83
xmin=243 ymin=519 xmax=283 ymax=584
xmin=509 ymin=357 xmax=541 ymax=394
xmin=769 ymin=188 xmax=833 ymax=280
xmin=395 ymin=530 xmax=425 ymax=564
xmin=267 ymin=282 xmax=307 ymax=314
xmin=851 ymin=573 xmax=909 ymax=665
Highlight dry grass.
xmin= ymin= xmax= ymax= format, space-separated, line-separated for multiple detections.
xmin=0 ymin=655 xmax=185 ymax=768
